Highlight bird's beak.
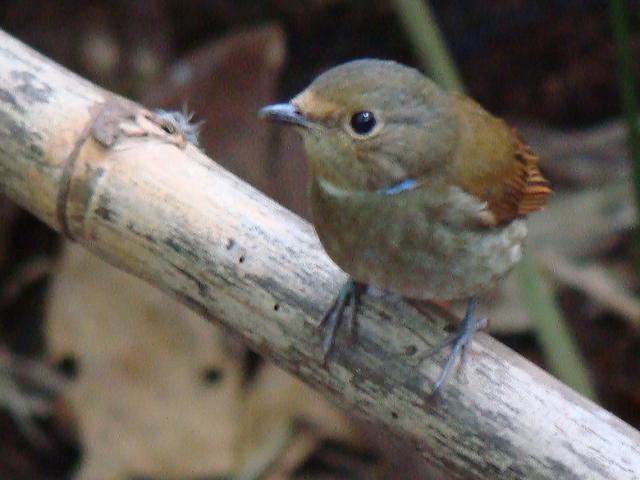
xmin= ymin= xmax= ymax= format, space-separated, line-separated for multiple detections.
xmin=258 ymin=103 xmax=312 ymax=129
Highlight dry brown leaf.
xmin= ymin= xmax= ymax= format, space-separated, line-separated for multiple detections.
xmin=46 ymin=244 xmax=245 ymax=479
xmin=143 ymin=24 xmax=310 ymax=218
xmin=235 ymin=362 xmax=359 ymax=478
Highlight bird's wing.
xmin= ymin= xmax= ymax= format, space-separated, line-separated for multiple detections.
xmin=448 ymin=93 xmax=551 ymax=226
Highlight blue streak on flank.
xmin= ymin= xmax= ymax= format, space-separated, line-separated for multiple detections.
xmin=382 ymin=179 xmax=418 ymax=195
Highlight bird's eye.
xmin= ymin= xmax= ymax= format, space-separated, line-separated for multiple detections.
xmin=349 ymin=111 xmax=377 ymax=136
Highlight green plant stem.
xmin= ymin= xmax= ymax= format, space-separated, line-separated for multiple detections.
xmin=517 ymin=253 xmax=597 ymax=400
xmin=391 ymin=0 xmax=597 ymax=399
xmin=609 ymin=0 xmax=640 ymax=243
xmin=389 ymin=0 xmax=466 ymax=93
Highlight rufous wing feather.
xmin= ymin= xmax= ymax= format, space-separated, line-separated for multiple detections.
xmin=486 ymin=131 xmax=552 ymax=224
xmin=450 ymin=94 xmax=552 ymax=226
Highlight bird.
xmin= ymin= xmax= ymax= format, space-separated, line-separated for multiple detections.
xmin=259 ymin=59 xmax=551 ymax=393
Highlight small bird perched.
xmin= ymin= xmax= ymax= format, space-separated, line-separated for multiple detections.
xmin=259 ymin=60 xmax=551 ymax=392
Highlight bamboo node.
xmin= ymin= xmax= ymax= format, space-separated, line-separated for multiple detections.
xmin=56 ymin=100 xmax=105 ymax=240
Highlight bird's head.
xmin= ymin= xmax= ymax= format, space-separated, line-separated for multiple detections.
xmin=259 ymin=59 xmax=458 ymax=190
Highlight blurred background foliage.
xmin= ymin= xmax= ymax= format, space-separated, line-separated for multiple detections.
xmin=0 ymin=1 xmax=639 ymax=479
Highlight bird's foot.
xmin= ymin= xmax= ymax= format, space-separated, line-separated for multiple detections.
xmin=419 ymin=297 xmax=486 ymax=395
xmin=318 ymin=278 xmax=366 ymax=364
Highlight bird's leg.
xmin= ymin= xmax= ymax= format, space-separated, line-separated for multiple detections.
xmin=318 ymin=278 xmax=366 ymax=364
xmin=420 ymin=296 xmax=487 ymax=394
xmin=345 ymin=281 xmax=366 ymax=340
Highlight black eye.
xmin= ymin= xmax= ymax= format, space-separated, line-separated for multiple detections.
xmin=350 ymin=111 xmax=376 ymax=135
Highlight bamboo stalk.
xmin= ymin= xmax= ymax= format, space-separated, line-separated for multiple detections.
xmin=0 ymin=29 xmax=639 ymax=480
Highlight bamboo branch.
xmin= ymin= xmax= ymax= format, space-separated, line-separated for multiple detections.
xmin=0 ymin=29 xmax=639 ymax=480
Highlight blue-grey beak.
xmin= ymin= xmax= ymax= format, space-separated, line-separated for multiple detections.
xmin=258 ymin=103 xmax=312 ymax=128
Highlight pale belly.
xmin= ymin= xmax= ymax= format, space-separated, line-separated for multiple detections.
xmin=310 ymin=179 xmax=527 ymax=301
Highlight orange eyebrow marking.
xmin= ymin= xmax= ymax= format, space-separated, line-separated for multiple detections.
xmin=292 ymin=91 xmax=342 ymax=123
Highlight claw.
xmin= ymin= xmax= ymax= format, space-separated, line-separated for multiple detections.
xmin=419 ymin=297 xmax=486 ymax=395
xmin=318 ymin=279 xmax=365 ymax=364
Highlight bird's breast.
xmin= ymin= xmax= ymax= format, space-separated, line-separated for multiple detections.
xmin=310 ymin=178 xmax=527 ymax=300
